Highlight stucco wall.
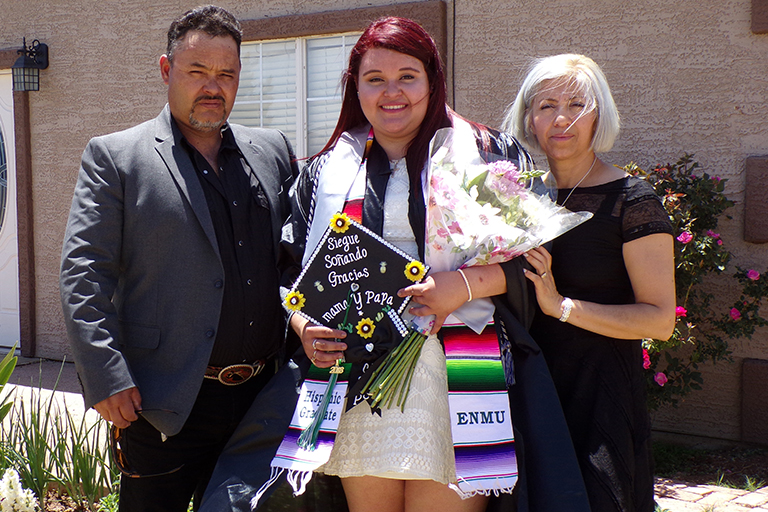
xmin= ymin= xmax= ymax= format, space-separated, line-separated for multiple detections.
xmin=1 ymin=0 xmax=766 ymax=441
xmin=451 ymin=0 xmax=768 ymax=441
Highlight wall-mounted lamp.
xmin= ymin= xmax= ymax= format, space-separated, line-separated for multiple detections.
xmin=12 ymin=38 xmax=49 ymax=92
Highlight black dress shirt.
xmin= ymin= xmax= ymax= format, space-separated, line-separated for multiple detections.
xmin=176 ymin=120 xmax=282 ymax=366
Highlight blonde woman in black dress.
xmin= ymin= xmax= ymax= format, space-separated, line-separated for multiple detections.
xmin=503 ymin=54 xmax=676 ymax=512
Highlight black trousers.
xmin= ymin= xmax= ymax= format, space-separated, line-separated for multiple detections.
xmin=118 ymin=368 xmax=273 ymax=512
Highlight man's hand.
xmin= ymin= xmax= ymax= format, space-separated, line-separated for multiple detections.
xmin=93 ymin=387 xmax=142 ymax=428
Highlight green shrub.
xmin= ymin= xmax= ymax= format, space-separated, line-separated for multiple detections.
xmin=625 ymin=155 xmax=768 ymax=409
xmin=0 ymin=361 xmax=117 ymax=510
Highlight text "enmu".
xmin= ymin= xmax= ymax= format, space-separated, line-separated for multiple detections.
xmin=456 ymin=410 xmax=506 ymax=425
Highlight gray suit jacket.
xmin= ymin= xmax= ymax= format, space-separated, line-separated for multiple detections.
xmin=60 ymin=105 xmax=298 ymax=435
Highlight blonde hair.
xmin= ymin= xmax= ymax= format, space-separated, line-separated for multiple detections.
xmin=502 ymin=54 xmax=620 ymax=153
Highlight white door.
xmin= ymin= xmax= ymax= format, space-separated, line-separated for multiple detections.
xmin=0 ymin=71 xmax=20 ymax=349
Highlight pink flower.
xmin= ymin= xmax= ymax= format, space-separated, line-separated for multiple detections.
xmin=712 ymin=176 xmax=722 ymax=183
xmin=488 ymin=160 xmax=519 ymax=176
xmin=448 ymin=221 xmax=463 ymax=234
xmin=747 ymin=269 xmax=760 ymax=281
xmin=675 ymin=306 xmax=687 ymax=317
xmin=436 ymin=227 xmax=449 ymax=238
xmin=486 ymin=161 xmax=524 ymax=199
xmin=676 ymin=232 xmax=693 ymax=244
xmin=654 ymin=372 xmax=668 ymax=386
xmin=642 ymin=349 xmax=651 ymax=370
xmin=717 ymin=240 xmax=723 ymax=246
xmin=730 ymin=308 xmax=742 ymax=321
xmin=706 ymin=230 xmax=720 ymax=239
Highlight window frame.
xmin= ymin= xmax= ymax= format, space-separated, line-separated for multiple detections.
xmin=240 ymin=1 xmax=447 ymax=52
xmin=237 ymin=1 xmax=448 ymax=157
xmin=233 ymin=32 xmax=362 ymax=158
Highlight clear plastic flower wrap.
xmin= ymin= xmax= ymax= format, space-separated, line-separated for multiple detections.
xmin=362 ymin=124 xmax=592 ymax=410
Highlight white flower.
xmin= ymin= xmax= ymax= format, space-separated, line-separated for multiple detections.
xmin=0 ymin=469 xmax=39 ymax=512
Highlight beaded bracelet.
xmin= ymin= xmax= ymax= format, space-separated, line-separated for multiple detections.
xmin=457 ymin=268 xmax=473 ymax=302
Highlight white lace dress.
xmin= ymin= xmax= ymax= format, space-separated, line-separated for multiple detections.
xmin=320 ymin=158 xmax=456 ymax=483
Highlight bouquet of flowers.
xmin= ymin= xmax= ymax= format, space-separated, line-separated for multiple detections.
xmin=361 ymin=124 xmax=592 ymax=410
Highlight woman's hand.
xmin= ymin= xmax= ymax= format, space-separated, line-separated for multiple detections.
xmin=290 ymin=314 xmax=347 ymax=368
xmin=523 ymin=246 xmax=564 ymax=318
xmin=397 ymin=272 xmax=469 ymax=333
xmin=397 ymin=265 xmax=507 ymax=333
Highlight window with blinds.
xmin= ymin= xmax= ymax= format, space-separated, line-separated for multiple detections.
xmin=230 ymin=33 xmax=360 ymax=159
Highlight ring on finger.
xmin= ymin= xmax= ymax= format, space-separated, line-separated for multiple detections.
xmin=312 ymin=339 xmax=318 ymax=350
xmin=540 ymin=271 xmax=548 ymax=279
xmin=312 ymin=349 xmax=318 ymax=363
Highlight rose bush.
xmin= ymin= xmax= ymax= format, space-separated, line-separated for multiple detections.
xmin=625 ymin=154 xmax=768 ymax=409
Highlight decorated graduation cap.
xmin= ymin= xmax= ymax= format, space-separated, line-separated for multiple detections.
xmin=284 ymin=212 xmax=428 ymax=364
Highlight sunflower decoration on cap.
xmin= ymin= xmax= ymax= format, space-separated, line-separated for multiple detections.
xmin=404 ymin=260 xmax=426 ymax=282
xmin=330 ymin=212 xmax=351 ymax=233
xmin=284 ymin=290 xmax=306 ymax=312
xmin=355 ymin=318 xmax=376 ymax=339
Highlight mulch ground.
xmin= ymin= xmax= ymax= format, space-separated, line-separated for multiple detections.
xmin=43 ymin=490 xmax=84 ymax=512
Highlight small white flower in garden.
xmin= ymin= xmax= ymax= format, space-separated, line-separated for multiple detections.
xmin=0 ymin=468 xmax=39 ymax=512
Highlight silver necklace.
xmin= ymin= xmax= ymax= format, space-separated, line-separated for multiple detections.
xmin=561 ymin=156 xmax=597 ymax=206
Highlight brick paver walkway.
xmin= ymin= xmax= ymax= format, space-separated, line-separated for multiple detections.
xmin=656 ymin=478 xmax=768 ymax=511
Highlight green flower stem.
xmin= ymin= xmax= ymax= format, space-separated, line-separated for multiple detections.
xmin=362 ymin=330 xmax=427 ymax=411
xmin=391 ymin=338 xmax=421 ymax=409
xmin=361 ymin=335 xmax=411 ymax=395
xmin=397 ymin=334 xmax=426 ymax=410
xmin=370 ymin=338 xmax=414 ymax=397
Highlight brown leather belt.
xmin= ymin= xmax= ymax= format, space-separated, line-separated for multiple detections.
xmin=204 ymin=360 xmax=267 ymax=386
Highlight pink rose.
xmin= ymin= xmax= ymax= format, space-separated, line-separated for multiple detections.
xmin=712 ymin=176 xmax=722 ymax=183
xmin=747 ymin=269 xmax=760 ymax=281
xmin=717 ymin=240 xmax=723 ymax=246
xmin=642 ymin=349 xmax=651 ymax=370
xmin=706 ymin=230 xmax=720 ymax=239
xmin=654 ymin=372 xmax=668 ymax=386
xmin=730 ymin=308 xmax=742 ymax=321
xmin=675 ymin=306 xmax=687 ymax=317
xmin=676 ymin=232 xmax=693 ymax=244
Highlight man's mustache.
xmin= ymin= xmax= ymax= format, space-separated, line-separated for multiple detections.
xmin=194 ymin=95 xmax=225 ymax=105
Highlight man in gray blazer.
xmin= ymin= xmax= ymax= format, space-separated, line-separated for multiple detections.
xmin=60 ymin=6 xmax=298 ymax=510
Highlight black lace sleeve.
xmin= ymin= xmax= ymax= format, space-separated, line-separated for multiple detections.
xmin=622 ymin=177 xmax=674 ymax=242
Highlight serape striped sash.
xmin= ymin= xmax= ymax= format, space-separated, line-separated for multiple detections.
xmin=251 ymin=363 xmax=351 ymax=508
xmin=444 ymin=324 xmax=518 ymax=497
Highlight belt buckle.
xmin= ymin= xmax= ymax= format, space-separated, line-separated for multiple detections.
xmin=217 ymin=362 xmax=261 ymax=386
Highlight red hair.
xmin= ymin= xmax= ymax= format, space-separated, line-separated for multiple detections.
xmin=319 ymin=16 xmax=452 ymax=184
